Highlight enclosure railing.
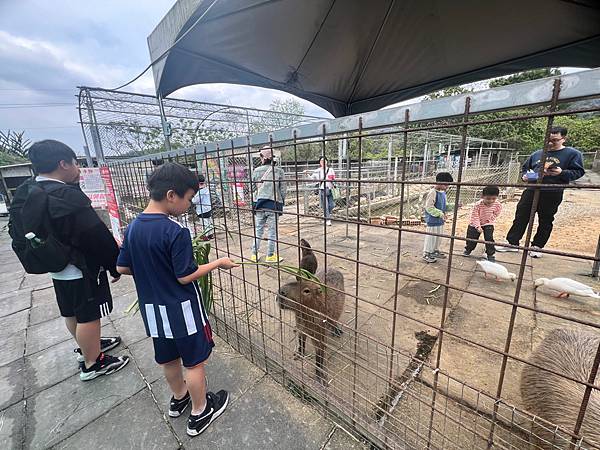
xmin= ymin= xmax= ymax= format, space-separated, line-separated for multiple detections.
xmin=106 ymin=68 xmax=600 ymax=450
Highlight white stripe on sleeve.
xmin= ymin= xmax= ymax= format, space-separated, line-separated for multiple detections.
xmin=158 ymin=305 xmax=173 ymax=338
xmin=181 ymin=300 xmax=197 ymax=335
xmin=145 ymin=304 xmax=159 ymax=337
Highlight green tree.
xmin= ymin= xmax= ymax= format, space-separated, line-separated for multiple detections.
xmin=421 ymin=69 xmax=599 ymax=156
xmin=425 ymin=86 xmax=473 ymax=100
xmin=554 ymin=116 xmax=600 ymax=151
xmin=0 ymin=152 xmax=27 ymax=166
xmin=106 ymin=121 xmax=165 ymax=157
xmin=0 ymin=130 xmax=30 ymax=165
xmin=250 ymin=98 xmax=307 ymax=133
xmin=489 ymin=68 xmax=561 ymax=88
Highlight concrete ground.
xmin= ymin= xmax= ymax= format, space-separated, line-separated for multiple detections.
xmin=0 ymin=218 xmax=367 ymax=450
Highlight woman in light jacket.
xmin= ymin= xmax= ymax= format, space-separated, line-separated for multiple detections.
xmin=306 ymin=156 xmax=336 ymax=225
xmin=250 ymin=146 xmax=286 ymax=263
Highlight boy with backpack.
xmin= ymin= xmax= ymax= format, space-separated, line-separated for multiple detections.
xmin=116 ymin=162 xmax=238 ymax=437
xmin=9 ymin=140 xmax=128 ymax=380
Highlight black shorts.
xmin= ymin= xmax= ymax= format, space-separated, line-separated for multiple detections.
xmin=53 ymin=271 xmax=113 ymax=323
xmin=153 ymin=329 xmax=215 ymax=368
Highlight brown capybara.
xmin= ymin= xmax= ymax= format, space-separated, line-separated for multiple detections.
xmin=299 ymin=238 xmax=318 ymax=275
xmin=276 ymin=239 xmax=345 ymax=383
xmin=520 ymin=328 xmax=600 ymax=449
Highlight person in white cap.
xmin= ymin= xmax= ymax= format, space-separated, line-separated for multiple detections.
xmin=249 ymin=146 xmax=287 ymax=263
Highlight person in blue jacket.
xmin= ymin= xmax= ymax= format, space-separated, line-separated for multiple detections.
xmin=191 ymin=175 xmax=213 ymax=240
xmin=497 ymin=126 xmax=585 ymax=258
xmin=422 ymin=172 xmax=454 ymax=263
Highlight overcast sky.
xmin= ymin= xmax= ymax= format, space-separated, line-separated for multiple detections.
xmin=0 ymin=1 xmax=590 ymax=156
xmin=0 ymin=0 xmax=330 ymax=152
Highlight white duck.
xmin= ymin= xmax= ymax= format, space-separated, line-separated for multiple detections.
xmin=476 ymin=260 xmax=516 ymax=282
xmin=534 ymin=277 xmax=600 ymax=299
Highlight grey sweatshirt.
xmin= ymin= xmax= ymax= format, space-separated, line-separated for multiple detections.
xmin=252 ymin=164 xmax=287 ymax=204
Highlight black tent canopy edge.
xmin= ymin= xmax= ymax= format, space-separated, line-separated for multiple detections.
xmin=159 ymin=35 xmax=600 ymax=118
xmin=148 ymin=0 xmax=600 ymax=117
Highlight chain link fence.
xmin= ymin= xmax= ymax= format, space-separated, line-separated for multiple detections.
xmin=77 ymin=87 xmax=324 ymax=159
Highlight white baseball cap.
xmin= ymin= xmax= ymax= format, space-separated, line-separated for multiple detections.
xmin=259 ymin=146 xmax=273 ymax=159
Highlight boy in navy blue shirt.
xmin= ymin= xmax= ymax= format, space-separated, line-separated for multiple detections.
xmin=117 ymin=163 xmax=238 ymax=437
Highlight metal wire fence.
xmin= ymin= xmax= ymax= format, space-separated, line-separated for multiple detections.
xmin=77 ymin=87 xmax=325 ymax=159
xmin=101 ymin=70 xmax=600 ymax=450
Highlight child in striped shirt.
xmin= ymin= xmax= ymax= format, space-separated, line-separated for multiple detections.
xmin=463 ymin=186 xmax=502 ymax=262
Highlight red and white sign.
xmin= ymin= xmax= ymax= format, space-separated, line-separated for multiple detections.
xmin=99 ymin=166 xmax=123 ymax=244
xmin=80 ymin=168 xmax=108 ymax=209
xmin=234 ymin=182 xmax=246 ymax=206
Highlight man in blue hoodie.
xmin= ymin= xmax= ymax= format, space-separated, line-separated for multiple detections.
xmin=497 ymin=126 xmax=584 ymax=258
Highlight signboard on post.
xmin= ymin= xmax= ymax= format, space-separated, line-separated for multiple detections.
xmin=99 ymin=166 xmax=123 ymax=244
xmin=79 ymin=168 xmax=108 ymax=209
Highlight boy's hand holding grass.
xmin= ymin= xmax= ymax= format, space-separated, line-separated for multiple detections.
xmin=178 ymin=257 xmax=238 ymax=284
xmin=217 ymin=257 xmax=239 ymax=270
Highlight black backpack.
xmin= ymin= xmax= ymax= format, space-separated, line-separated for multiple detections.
xmin=8 ymin=179 xmax=71 ymax=274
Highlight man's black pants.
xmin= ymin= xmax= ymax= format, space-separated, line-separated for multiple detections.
xmin=506 ymin=188 xmax=564 ymax=248
xmin=465 ymin=225 xmax=495 ymax=256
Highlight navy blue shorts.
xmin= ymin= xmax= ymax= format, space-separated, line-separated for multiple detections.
xmin=152 ymin=330 xmax=215 ymax=367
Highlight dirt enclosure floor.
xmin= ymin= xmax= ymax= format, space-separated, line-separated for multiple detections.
xmin=202 ymin=172 xmax=600 ymax=450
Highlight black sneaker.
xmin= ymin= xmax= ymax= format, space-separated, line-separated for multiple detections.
xmin=80 ymin=353 xmax=130 ymax=381
xmin=187 ymin=390 xmax=229 ymax=437
xmin=169 ymin=391 xmax=191 ymax=417
xmin=422 ymin=253 xmax=437 ymax=264
xmin=74 ymin=337 xmax=122 ymax=363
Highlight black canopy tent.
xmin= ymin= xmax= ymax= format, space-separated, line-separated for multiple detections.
xmin=148 ymin=0 xmax=600 ymax=117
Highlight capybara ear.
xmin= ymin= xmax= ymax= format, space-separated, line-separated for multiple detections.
xmin=299 ymin=238 xmax=318 ymax=274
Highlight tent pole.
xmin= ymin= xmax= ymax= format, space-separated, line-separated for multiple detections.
xmin=157 ymin=92 xmax=172 ymax=152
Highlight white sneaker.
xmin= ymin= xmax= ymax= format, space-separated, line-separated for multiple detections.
xmin=495 ymin=242 xmax=519 ymax=253
xmin=326 ymin=220 xmax=332 ymax=226
xmin=529 ymin=246 xmax=543 ymax=258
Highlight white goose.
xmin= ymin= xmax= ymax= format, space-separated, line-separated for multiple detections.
xmin=476 ymin=260 xmax=516 ymax=282
xmin=534 ymin=277 xmax=600 ymax=299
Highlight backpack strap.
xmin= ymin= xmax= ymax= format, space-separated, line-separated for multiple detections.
xmin=256 ymin=166 xmax=274 ymax=191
